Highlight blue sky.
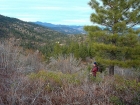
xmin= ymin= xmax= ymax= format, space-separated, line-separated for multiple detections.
xmin=0 ymin=0 xmax=93 ymax=25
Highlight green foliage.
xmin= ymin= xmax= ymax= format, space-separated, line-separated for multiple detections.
xmin=110 ymin=96 xmax=124 ymax=105
xmin=85 ymin=0 xmax=140 ymax=75
xmin=114 ymin=75 xmax=140 ymax=92
xmin=67 ymin=41 xmax=93 ymax=59
xmin=87 ymin=64 xmax=92 ymax=73
xmin=88 ymin=72 xmax=103 ymax=83
xmin=97 ymin=62 xmax=106 ymax=73
xmin=52 ymin=43 xmax=63 ymax=56
xmin=95 ymin=72 xmax=103 ymax=83
xmin=110 ymin=75 xmax=140 ymax=104
xmin=131 ymin=93 xmax=140 ymax=105
xmin=29 ymin=70 xmax=82 ymax=91
xmin=40 ymin=37 xmax=94 ymax=60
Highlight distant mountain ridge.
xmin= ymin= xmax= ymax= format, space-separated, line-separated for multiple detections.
xmin=34 ymin=21 xmax=86 ymax=35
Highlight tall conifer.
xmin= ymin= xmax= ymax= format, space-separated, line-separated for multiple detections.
xmin=85 ymin=0 xmax=140 ymax=75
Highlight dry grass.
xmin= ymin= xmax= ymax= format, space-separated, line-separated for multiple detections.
xmin=48 ymin=54 xmax=83 ymax=74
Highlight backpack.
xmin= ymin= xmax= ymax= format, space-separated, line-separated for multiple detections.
xmin=97 ymin=65 xmax=103 ymax=73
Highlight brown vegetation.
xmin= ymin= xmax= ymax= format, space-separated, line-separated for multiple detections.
xmin=0 ymin=41 xmax=140 ymax=105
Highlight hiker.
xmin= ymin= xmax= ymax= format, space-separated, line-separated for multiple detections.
xmin=91 ymin=62 xmax=98 ymax=77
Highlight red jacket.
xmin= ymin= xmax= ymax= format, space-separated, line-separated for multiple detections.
xmin=91 ymin=66 xmax=98 ymax=77
xmin=92 ymin=66 xmax=98 ymax=72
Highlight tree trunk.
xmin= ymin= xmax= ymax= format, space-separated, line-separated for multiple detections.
xmin=109 ymin=65 xmax=114 ymax=75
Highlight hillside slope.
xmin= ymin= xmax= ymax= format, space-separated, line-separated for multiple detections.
xmin=0 ymin=14 xmax=66 ymax=48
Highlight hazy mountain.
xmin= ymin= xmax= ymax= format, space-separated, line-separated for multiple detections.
xmin=0 ymin=14 xmax=67 ymax=49
xmin=34 ymin=21 xmax=86 ymax=35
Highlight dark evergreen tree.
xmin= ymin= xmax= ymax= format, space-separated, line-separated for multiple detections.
xmin=84 ymin=0 xmax=140 ymax=75
xmin=53 ymin=43 xmax=62 ymax=56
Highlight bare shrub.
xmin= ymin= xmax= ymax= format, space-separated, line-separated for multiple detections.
xmin=48 ymin=54 xmax=83 ymax=74
xmin=48 ymin=76 xmax=113 ymax=105
xmin=17 ymin=50 xmax=43 ymax=74
xmin=0 ymin=40 xmax=21 ymax=104
xmin=24 ymin=70 xmax=112 ymax=105
xmin=1 ymin=41 xmax=139 ymax=105
xmin=0 ymin=40 xmax=44 ymax=104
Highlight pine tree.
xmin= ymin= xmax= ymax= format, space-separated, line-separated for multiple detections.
xmin=84 ymin=0 xmax=140 ymax=75
xmin=53 ymin=43 xmax=62 ymax=56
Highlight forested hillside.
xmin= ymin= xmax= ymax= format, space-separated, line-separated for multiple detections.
xmin=0 ymin=14 xmax=90 ymax=60
xmin=0 ymin=14 xmax=67 ymax=49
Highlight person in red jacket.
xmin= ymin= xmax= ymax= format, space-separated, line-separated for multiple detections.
xmin=91 ymin=62 xmax=98 ymax=77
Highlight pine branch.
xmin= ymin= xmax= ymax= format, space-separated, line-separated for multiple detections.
xmin=107 ymin=1 xmax=114 ymax=9
xmin=122 ymin=4 xmax=131 ymax=15
xmin=129 ymin=22 xmax=140 ymax=28
xmin=101 ymin=22 xmax=112 ymax=28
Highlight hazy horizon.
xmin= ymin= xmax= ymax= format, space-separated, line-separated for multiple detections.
xmin=0 ymin=0 xmax=93 ymax=25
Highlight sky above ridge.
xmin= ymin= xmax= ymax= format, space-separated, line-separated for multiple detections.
xmin=0 ymin=0 xmax=93 ymax=25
